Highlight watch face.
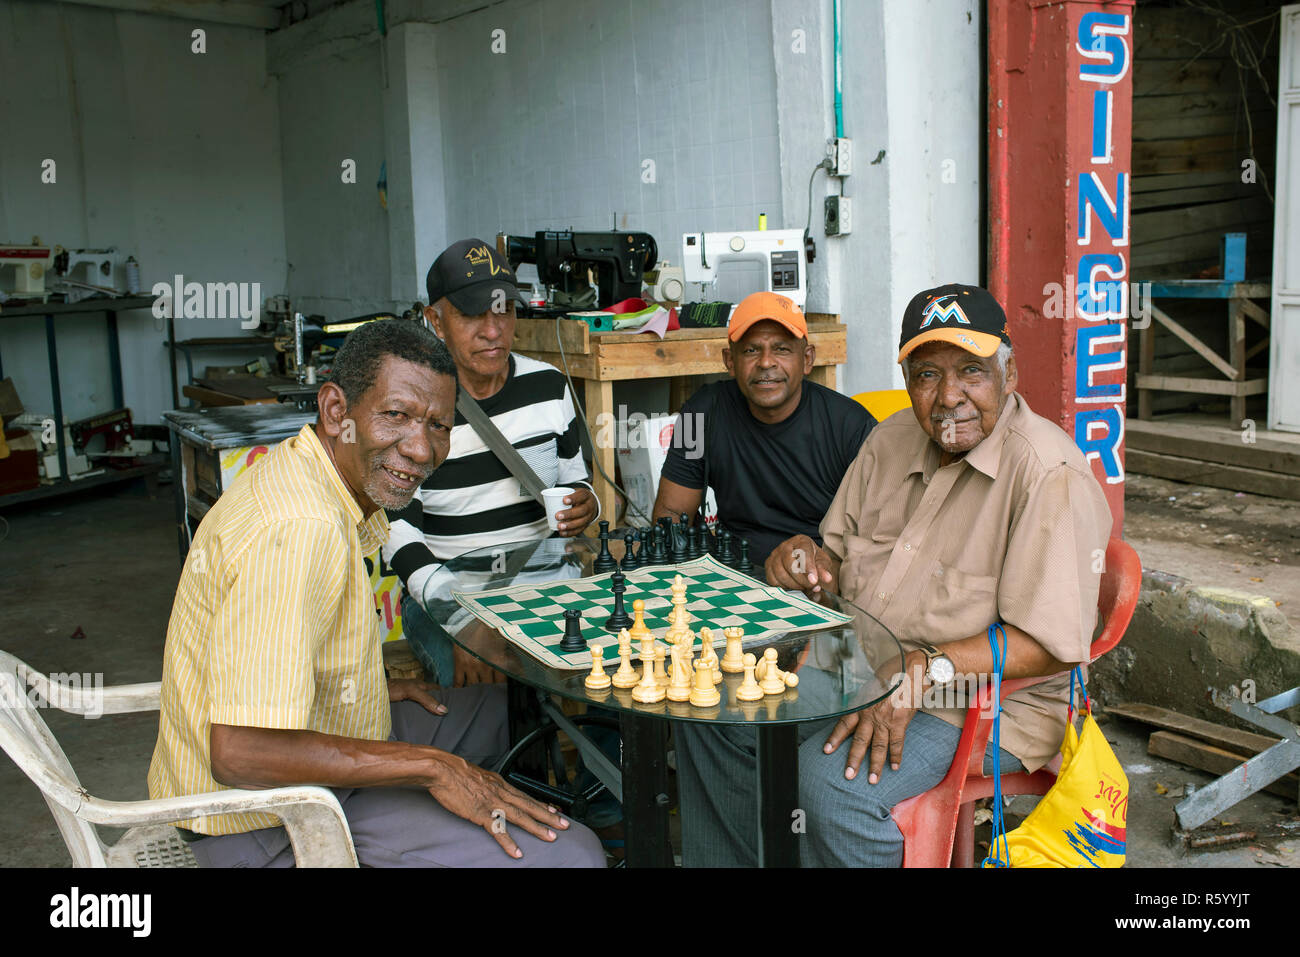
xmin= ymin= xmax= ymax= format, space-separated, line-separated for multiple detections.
xmin=930 ymin=655 xmax=956 ymax=685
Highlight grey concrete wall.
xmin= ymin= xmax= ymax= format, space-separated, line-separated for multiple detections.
xmin=429 ymin=0 xmax=783 ymax=267
xmin=0 ymin=0 xmax=286 ymax=426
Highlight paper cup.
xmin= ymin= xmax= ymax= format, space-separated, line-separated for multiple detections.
xmin=542 ymin=486 xmax=574 ymax=530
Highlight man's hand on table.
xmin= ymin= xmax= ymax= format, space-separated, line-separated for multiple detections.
xmin=387 ymin=677 xmax=447 ymax=715
xmin=822 ymin=650 xmax=928 ymax=783
xmin=430 ymin=753 xmax=572 ymax=859
xmin=554 ymin=485 xmax=597 ymax=536
xmin=452 ymin=643 xmax=505 ymax=687
xmin=765 ymin=535 xmax=839 ymax=596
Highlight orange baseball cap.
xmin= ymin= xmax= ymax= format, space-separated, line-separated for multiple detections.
xmin=727 ymin=291 xmax=808 ymax=342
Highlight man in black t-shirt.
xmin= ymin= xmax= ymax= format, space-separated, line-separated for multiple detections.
xmin=653 ymin=291 xmax=875 ymax=571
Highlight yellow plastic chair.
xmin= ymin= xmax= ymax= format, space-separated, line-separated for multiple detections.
xmin=852 ymin=389 xmax=912 ymax=422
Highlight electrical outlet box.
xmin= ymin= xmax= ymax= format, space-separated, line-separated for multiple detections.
xmin=824 ymin=196 xmax=852 ymax=236
xmin=829 ymin=137 xmax=852 ymax=176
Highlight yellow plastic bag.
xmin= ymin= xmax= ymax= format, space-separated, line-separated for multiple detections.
xmin=984 ymin=630 xmax=1127 ymax=867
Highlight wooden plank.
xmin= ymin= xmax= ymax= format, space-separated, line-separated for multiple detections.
xmin=1135 ymin=58 xmax=1239 ymax=97
xmin=1125 ymin=450 xmax=1300 ymax=500
xmin=1132 ymin=181 xmax=1262 ymax=212
xmin=513 ymin=318 xmax=590 ymax=354
xmin=1240 ymin=299 xmax=1270 ymax=329
xmin=1148 ymin=731 xmax=1299 ymax=800
xmin=1135 ymin=91 xmax=1276 ymax=124
xmin=1126 ymin=418 xmax=1300 ymax=477
xmin=1134 ymin=109 xmax=1276 ymax=144
xmin=1135 ymin=374 xmax=1267 ymax=396
xmin=1132 ymin=197 xmax=1273 ymax=245
xmin=1150 ymin=305 xmax=1237 ymax=379
xmin=1134 ymin=170 xmax=1257 ymax=194
xmin=1109 ymin=703 xmax=1281 ymax=756
xmin=590 ymin=321 xmax=844 ymax=343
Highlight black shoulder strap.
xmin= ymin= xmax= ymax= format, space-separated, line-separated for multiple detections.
xmin=456 ymin=390 xmax=547 ymax=506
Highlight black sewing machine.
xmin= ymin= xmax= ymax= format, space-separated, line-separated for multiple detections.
xmin=498 ymin=230 xmax=658 ymax=312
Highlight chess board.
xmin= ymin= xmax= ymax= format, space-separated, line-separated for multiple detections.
xmin=452 ymin=554 xmax=852 ymax=670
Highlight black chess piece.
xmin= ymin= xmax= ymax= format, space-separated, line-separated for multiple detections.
xmin=604 ymin=571 xmax=633 ymax=633
xmin=621 ymin=528 xmax=638 ymax=570
xmin=670 ymin=518 xmax=688 ymax=564
xmin=686 ymin=524 xmax=701 ymax=560
xmin=719 ymin=528 xmax=734 ymax=567
xmin=632 ymin=528 xmax=644 ymax=567
xmin=737 ymin=539 xmax=754 ymax=575
xmin=592 ymin=520 xmax=617 ymax=573
xmin=649 ymin=525 xmax=667 ymax=565
xmin=560 ymin=608 xmax=587 ymax=653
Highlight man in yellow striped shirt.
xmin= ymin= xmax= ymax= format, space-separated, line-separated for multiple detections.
xmin=148 ymin=319 xmax=603 ymax=867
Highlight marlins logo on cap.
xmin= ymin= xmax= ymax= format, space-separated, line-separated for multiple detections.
xmin=919 ymin=295 xmax=971 ymax=328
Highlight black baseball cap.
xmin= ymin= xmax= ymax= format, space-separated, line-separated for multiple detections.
xmin=897 ymin=284 xmax=1013 ymax=362
xmin=426 ymin=238 xmax=527 ymax=315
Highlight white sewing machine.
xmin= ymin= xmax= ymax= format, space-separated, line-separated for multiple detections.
xmin=0 ymin=238 xmax=53 ymax=298
xmin=681 ymin=229 xmax=806 ymax=309
xmin=51 ymin=246 xmax=131 ymax=297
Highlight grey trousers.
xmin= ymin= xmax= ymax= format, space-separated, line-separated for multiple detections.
xmin=675 ymin=700 xmax=1024 ymax=867
xmin=190 ymin=684 xmax=606 ymax=868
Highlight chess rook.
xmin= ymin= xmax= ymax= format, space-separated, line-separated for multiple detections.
xmin=560 ymin=608 xmax=586 ymax=653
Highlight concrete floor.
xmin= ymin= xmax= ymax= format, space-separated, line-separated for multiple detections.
xmin=1 ymin=480 xmax=1296 ymax=867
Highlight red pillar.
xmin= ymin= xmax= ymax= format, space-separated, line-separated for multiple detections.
xmin=988 ymin=0 xmax=1133 ymax=537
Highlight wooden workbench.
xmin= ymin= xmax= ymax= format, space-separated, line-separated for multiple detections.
xmin=512 ymin=314 xmax=848 ymax=523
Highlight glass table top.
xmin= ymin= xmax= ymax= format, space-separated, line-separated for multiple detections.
xmin=422 ymin=535 xmax=904 ymax=726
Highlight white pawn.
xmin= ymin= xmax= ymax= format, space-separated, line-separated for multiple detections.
xmin=759 ymin=648 xmax=786 ymax=695
xmin=585 ymin=643 xmax=612 ymax=690
xmin=611 ymin=636 xmax=639 ymax=689
xmin=736 ymin=652 xmax=764 ymax=702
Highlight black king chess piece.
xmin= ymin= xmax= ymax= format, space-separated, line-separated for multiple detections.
xmin=604 ymin=571 xmax=633 ymax=633
xmin=592 ymin=520 xmax=617 ymax=573
xmin=560 ymin=608 xmax=587 ymax=653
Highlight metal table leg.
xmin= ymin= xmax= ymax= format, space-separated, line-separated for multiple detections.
xmin=619 ymin=712 xmax=673 ymax=867
xmin=756 ymin=723 xmax=800 ymax=867
xmin=45 ymin=313 xmax=67 ymax=482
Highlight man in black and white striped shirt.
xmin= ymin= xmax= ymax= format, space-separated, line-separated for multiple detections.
xmin=384 ymin=239 xmax=599 ymax=685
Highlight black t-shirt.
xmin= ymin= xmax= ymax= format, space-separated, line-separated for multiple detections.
xmin=660 ymin=379 xmax=876 ymax=570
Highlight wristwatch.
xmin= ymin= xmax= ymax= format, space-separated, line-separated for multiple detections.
xmin=916 ymin=641 xmax=956 ymax=687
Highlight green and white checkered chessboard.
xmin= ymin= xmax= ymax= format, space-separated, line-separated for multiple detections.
xmin=452 ymin=554 xmax=852 ymax=670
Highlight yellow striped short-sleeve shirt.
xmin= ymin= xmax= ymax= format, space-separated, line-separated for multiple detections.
xmin=148 ymin=424 xmax=392 ymax=835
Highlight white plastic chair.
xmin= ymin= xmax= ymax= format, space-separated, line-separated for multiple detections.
xmin=0 ymin=650 xmax=358 ymax=867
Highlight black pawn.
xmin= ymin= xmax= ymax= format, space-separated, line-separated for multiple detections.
xmin=592 ymin=520 xmax=616 ymax=573
xmin=649 ymin=525 xmax=667 ymax=565
xmin=687 ymin=524 xmax=702 ymax=560
xmin=670 ymin=519 xmax=688 ymax=564
xmin=632 ymin=528 xmax=644 ymax=566
xmin=719 ymin=528 xmax=734 ymax=567
xmin=737 ymin=539 xmax=754 ymax=575
xmin=604 ymin=571 xmax=633 ymax=633
xmin=560 ymin=608 xmax=586 ymax=653
xmin=621 ymin=528 xmax=639 ymax=570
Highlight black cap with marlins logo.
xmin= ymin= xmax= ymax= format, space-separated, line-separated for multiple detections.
xmin=426 ymin=238 xmax=528 ymax=315
xmin=897 ymin=284 xmax=1013 ymax=362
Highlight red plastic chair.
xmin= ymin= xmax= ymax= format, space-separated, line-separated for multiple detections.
xmin=890 ymin=537 xmax=1141 ymax=868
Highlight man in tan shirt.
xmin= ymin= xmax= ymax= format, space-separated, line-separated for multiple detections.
xmin=674 ymin=284 xmax=1112 ymax=867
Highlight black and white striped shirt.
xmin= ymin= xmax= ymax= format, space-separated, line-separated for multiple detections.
xmin=382 ymin=353 xmax=596 ymax=602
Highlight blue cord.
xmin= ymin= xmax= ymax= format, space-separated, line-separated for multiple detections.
xmin=983 ymin=622 xmax=1010 ymax=868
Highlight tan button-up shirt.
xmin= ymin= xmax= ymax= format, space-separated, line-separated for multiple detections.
xmin=820 ymin=392 xmax=1113 ymax=771
xmin=149 ymin=424 xmax=392 ymax=835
